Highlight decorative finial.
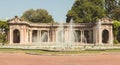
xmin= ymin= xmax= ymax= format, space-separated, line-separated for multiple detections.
xmin=15 ymin=16 xmax=18 ymax=18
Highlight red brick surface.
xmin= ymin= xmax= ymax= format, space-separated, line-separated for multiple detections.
xmin=0 ymin=53 xmax=120 ymax=65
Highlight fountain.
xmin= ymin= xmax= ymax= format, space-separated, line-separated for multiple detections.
xmin=34 ymin=18 xmax=88 ymax=51
xmin=56 ymin=22 xmax=65 ymax=47
xmin=55 ymin=18 xmax=79 ymax=50
xmin=68 ymin=18 xmax=79 ymax=47
xmin=41 ymin=32 xmax=48 ymax=42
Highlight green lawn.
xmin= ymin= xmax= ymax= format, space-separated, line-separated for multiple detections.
xmin=0 ymin=48 xmax=120 ymax=55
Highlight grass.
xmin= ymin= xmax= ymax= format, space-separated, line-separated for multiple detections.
xmin=0 ymin=48 xmax=120 ymax=55
xmin=0 ymin=48 xmax=25 ymax=53
xmin=25 ymin=49 xmax=102 ymax=55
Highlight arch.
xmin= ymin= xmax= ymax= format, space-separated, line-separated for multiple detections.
xmin=102 ymin=29 xmax=109 ymax=43
xmin=13 ymin=29 xmax=20 ymax=43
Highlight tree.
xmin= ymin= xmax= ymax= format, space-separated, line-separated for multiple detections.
xmin=0 ymin=20 xmax=9 ymax=45
xmin=104 ymin=0 xmax=120 ymax=21
xmin=113 ymin=20 xmax=120 ymax=44
xmin=111 ymin=8 xmax=120 ymax=21
xmin=66 ymin=0 xmax=106 ymax=23
xmin=105 ymin=0 xmax=118 ymax=14
xmin=21 ymin=9 xmax=54 ymax=23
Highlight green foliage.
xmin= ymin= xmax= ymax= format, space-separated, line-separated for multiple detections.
xmin=113 ymin=20 xmax=120 ymax=36
xmin=113 ymin=20 xmax=120 ymax=43
xmin=111 ymin=8 xmax=120 ymax=21
xmin=113 ymin=39 xmax=119 ymax=44
xmin=0 ymin=33 xmax=7 ymax=44
xmin=105 ymin=0 xmax=118 ymax=14
xmin=104 ymin=0 xmax=120 ymax=21
xmin=66 ymin=0 xmax=106 ymax=23
xmin=21 ymin=9 xmax=54 ymax=23
xmin=0 ymin=21 xmax=9 ymax=45
xmin=67 ymin=0 xmax=120 ymax=23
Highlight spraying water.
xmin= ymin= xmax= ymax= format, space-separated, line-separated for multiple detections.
xmin=41 ymin=32 xmax=48 ymax=42
xmin=67 ymin=18 xmax=79 ymax=48
xmin=56 ymin=22 xmax=65 ymax=47
xmin=32 ymin=18 xmax=87 ymax=50
xmin=55 ymin=18 xmax=79 ymax=49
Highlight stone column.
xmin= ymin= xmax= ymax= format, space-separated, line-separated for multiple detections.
xmin=21 ymin=28 xmax=26 ymax=44
xmin=23 ymin=28 xmax=28 ymax=44
xmin=109 ymin=29 xmax=113 ymax=45
xmin=30 ymin=30 xmax=32 ymax=43
xmin=48 ymin=30 xmax=50 ymax=42
xmin=22 ymin=28 xmax=26 ymax=44
xmin=25 ymin=29 xmax=28 ymax=44
xmin=28 ymin=30 xmax=30 ymax=43
xmin=52 ymin=29 xmax=55 ymax=42
xmin=98 ymin=29 xmax=102 ymax=45
xmin=20 ymin=28 xmax=23 ymax=44
xmin=89 ymin=30 xmax=92 ymax=43
xmin=95 ymin=29 xmax=98 ymax=45
xmin=65 ymin=29 xmax=68 ymax=43
xmin=10 ymin=28 xmax=13 ymax=44
xmin=83 ymin=30 xmax=85 ymax=44
xmin=37 ymin=30 xmax=39 ymax=42
xmin=55 ymin=30 xmax=57 ymax=43
xmin=80 ymin=30 xmax=83 ymax=44
xmin=39 ymin=30 xmax=41 ymax=43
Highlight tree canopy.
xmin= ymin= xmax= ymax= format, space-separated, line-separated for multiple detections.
xmin=66 ymin=0 xmax=120 ymax=23
xmin=0 ymin=20 xmax=9 ymax=45
xmin=21 ymin=9 xmax=54 ymax=23
xmin=113 ymin=20 xmax=120 ymax=36
xmin=104 ymin=0 xmax=120 ymax=21
xmin=66 ymin=0 xmax=106 ymax=23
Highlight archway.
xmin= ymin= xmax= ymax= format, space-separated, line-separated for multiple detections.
xmin=13 ymin=29 xmax=20 ymax=43
xmin=102 ymin=30 xmax=109 ymax=43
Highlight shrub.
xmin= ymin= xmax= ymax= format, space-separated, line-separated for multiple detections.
xmin=114 ymin=40 xmax=119 ymax=44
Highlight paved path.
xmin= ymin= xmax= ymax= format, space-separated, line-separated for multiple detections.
xmin=0 ymin=53 xmax=120 ymax=65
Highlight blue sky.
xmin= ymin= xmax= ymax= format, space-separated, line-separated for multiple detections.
xmin=0 ymin=0 xmax=74 ymax=22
